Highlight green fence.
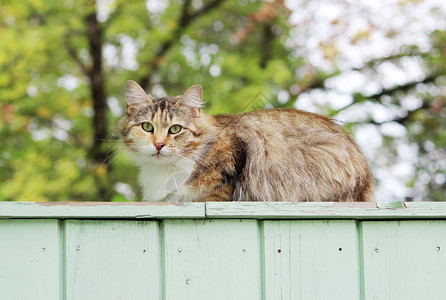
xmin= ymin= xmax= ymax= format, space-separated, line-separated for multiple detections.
xmin=1 ymin=202 xmax=446 ymax=300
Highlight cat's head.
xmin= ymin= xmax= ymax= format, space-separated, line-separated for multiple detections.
xmin=119 ymin=80 xmax=208 ymax=166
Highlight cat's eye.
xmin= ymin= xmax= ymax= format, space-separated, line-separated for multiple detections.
xmin=169 ymin=125 xmax=182 ymax=134
xmin=141 ymin=122 xmax=154 ymax=132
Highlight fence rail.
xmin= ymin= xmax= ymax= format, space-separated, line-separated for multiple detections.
xmin=1 ymin=202 xmax=446 ymax=300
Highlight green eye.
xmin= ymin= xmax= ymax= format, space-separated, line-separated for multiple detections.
xmin=141 ymin=122 xmax=154 ymax=132
xmin=169 ymin=125 xmax=182 ymax=134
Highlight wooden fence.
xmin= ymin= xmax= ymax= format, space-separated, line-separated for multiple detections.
xmin=1 ymin=202 xmax=446 ymax=300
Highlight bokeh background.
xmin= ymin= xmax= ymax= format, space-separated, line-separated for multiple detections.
xmin=1 ymin=0 xmax=446 ymax=202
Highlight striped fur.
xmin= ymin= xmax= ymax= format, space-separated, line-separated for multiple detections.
xmin=119 ymin=81 xmax=374 ymax=202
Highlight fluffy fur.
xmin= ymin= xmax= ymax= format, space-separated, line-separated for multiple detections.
xmin=119 ymin=80 xmax=374 ymax=202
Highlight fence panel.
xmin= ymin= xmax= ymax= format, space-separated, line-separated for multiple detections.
xmin=0 ymin=219 xmax=61 ymax=300
xmin=2 ymin=202 xmax=446 ymax=300
xmin=263 ymin=220 xmax=361 ymax=300
xmin=163 ymin=219 xmax=262 ymax=300
xmin=361 ymin=221 xmax=446 ymax=300
xmin=65 ymin=220 xmax=162 ymax=300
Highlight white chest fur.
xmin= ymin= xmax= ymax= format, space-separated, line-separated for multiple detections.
xmin=138 ymin=161 xmax=194 ymax=202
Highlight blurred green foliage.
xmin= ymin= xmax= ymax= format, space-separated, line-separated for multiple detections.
xmin=0 ymin=0 xmax=445 ymax=201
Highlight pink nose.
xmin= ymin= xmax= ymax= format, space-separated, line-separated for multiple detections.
xmin=154 ymin=142 xmax=165 ymax=152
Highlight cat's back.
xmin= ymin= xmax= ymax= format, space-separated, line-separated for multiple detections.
xmin=213 ymin=108 xmax=346 ymax=140
xmin=211 ymin=108 xmax=373 ymax=202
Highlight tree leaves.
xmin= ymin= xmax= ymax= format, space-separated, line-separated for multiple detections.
xmin=1 ymin=0 xmax=445 ymax=201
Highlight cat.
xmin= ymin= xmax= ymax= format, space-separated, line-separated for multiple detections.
xmin=119 ymin=80 xmax=374 ymax=202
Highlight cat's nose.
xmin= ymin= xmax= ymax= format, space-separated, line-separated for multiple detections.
xmin=154 ymin=142 xmax=166 ymax=152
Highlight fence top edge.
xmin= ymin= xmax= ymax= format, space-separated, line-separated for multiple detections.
xmin=1 ymin=201 xmax=446 ymax=219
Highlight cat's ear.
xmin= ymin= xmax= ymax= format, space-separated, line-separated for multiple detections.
xmin=125 ymin=80 xmax=154 ymax=114
xmin=176 ymin=84 xmax=203 ymax=116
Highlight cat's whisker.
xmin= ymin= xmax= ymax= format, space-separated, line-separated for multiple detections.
xmin=105 ymin=149 xmax=131 ymax=167
xmin=108 ymin=155 xmax=126 ymax=167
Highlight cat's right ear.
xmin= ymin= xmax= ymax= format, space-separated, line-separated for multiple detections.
xmin=125 ymin=80 xmax=154 ymax=114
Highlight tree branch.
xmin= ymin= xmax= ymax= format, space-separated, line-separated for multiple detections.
xmin=139 ymin=0 xmax=226 ymax=90
xmin=189 ymin=0 xmax=225 ymax=21
xmin=260 ymin=23 xmax=274 ymax=69
xmin=360 ymin=73 xmax=440 ymax=103
xmin=351 ymin=51 xmax=429 ymax=73
xmin=179 ymin=0 xmax=193 ymax=27
xmin=381 ymin=102 xmax=430 ymax=125
xmin=329 ymin=73 xmax=442 ymax=120
xmin=64 ymin=35 xmax=90 ymax=76
xmin=293 ymin=51 xmax=433 ymax=106
xmin=102 ymin=2 xmax=124 ymax=29
xmin=85 ymin=10 xmax=108 ymax=167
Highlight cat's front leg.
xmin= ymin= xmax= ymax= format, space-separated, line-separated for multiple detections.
xmin=195 ymin=184 xmax=233 ymax=202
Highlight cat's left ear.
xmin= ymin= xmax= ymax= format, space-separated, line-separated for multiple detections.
xmin=176 ymin=84 xmax=203 ymax=116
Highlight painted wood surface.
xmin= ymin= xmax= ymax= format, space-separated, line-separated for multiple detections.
xmin=205 ymin=201 xmax=446 ymax=219
xmin=1 ymin=202 xmax=446 ymax=300
xmin=0 ymin=219 xmax=61 ymax=299
xmin=263 ymin=220 xmax=361 ymax=300
xmin=361 ymin=221 xmax=446 ymax=300
xmin=65 ymin=220 xmax=161 ymax=300
xmin=2 ymin=201 xmax=446 ymax=219
xmin=163 ymin=219 xmax=262 ymax=300
xmin=0 ymin=201 xmax=204 ymax=219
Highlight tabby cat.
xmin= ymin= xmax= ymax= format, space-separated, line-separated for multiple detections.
xmin=119 ymin=80 xmax=374 ymax=202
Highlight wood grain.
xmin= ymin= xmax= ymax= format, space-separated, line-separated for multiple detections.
xmin=2 ymin=202 xmax=446 ymax=219
xmin=163 ymin=219 xmax=262 ymax=300
xmin=2 ymin=202 xmax=446 ymax=299
xmin=65 ymin=220 xmax=161 ymax=300
xmin=361 ymin=220 xmax=446 ymax=300
xmin=0 ymin=219 xmax=61 ymax=300
xmin=263 ymin=220 xmax=361 ymax=299
xmin=0 ymin=201 xmax=205 ymax=219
